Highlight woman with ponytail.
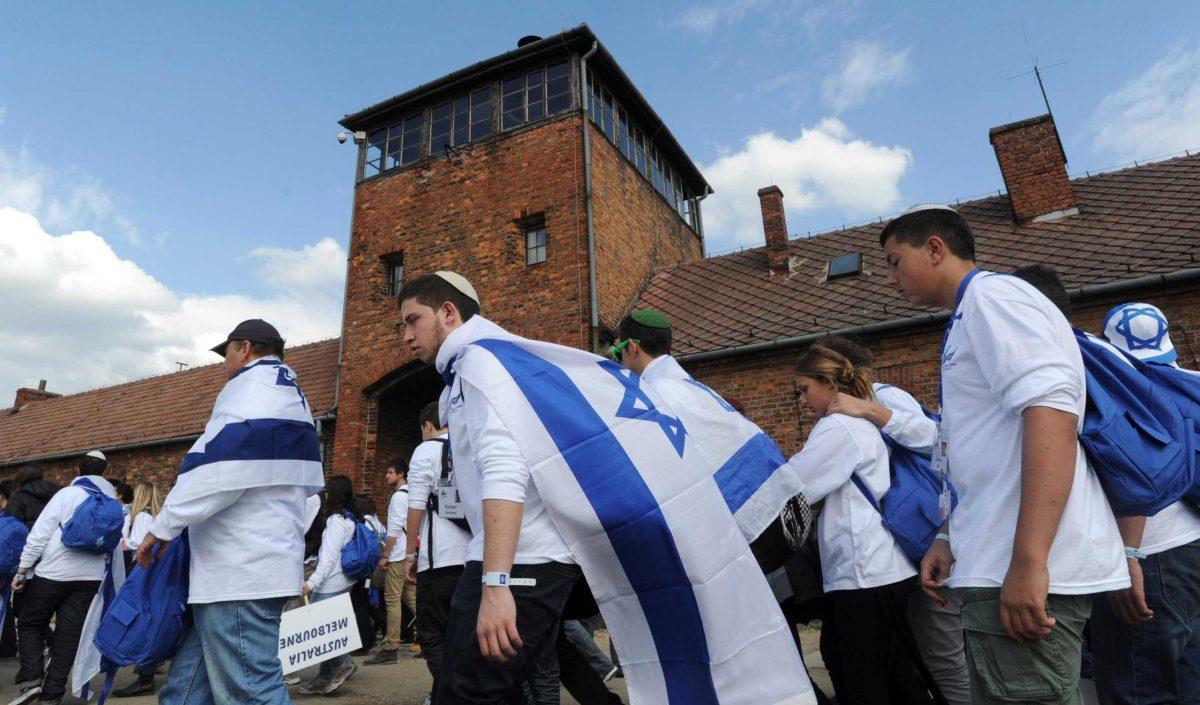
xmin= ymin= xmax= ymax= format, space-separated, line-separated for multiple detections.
xmin=788 ymin=344 xmax=936 ymax=705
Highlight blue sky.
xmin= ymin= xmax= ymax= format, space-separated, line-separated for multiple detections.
xmin=1 ymin=1 xmax=1199 ymax=395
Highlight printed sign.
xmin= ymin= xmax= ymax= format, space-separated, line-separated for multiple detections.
xmin=277 ymin=593 xmax=362 ymax=674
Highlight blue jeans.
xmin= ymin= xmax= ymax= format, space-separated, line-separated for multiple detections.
xmin=159 ymin=598 xmax=291 ymax=705
xmin=310 ymin=590 xmax=353 ymax=684
xmin=1091 ymin=538 xmax=1200 ymax=704
xmin=562 ymin=619 xmax=613 ymax=676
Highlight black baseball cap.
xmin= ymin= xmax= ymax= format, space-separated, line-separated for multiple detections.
xmin=210 ymin=319 xmax=285 ymax=356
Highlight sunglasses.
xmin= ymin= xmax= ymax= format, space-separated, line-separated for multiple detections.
xmin=608 ymin=338 xmax=640 ymax=362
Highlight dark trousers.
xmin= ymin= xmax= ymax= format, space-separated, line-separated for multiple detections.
xmin=350 ymin=580 xmax=376 ymax=651
xmin=15 ymin=577 xmax=99 ymax=699
xmin=418 ymin=564 xmax=464 ymax=698
xmin=437 ymin=560 xmax=581 ymax=705
xmin=830 ymin=576 xmax=936 ymax=705
xmin=557 ymin=624 xmax=621 ymax=705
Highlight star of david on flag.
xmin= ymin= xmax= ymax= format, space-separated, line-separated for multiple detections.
xmin=1103 ymin=302 xmax=1177 ymax=363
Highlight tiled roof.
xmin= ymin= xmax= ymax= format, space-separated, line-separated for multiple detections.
xmin=641 ymin=154 xmax=1200 ymax=356
xmin=0 ymin=338 xmax=340 ymax=465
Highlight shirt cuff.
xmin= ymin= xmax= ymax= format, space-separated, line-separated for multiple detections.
xmin=149 ymin=512 xmax=184 ymax=542
xmin=481 ymin=475 xmax=528 ymax=504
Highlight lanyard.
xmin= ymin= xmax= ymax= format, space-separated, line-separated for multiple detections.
xmin=938 ymin=268 xmax=982 ymax=409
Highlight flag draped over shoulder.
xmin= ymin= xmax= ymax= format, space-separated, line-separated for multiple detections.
xmin=642 ymin=355 xmax=804 ymax=543
xmin=452 ymin=329 xmax=815 ymax=705
xmin=170 ymin=358 xmax=324 ymax=502
xmin=71 ymin=538 xmax=126 ymax=699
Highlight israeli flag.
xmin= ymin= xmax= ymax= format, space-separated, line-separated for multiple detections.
xmin=71 ymin=547 xmax=125 ymax=700
xmin=641 ymin=355 xmax=805 ymax=543
xmin=451 ymin=322 xmax=815 ymax=705
xmin=170 ymin=358 xmax=324 ymax=502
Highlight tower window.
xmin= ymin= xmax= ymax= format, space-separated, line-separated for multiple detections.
xmin=384 ymin=255 xmax=404 ymax=298
xmin=525 ymin=226 xmax=547 ymax=265
xmin=502 ymin=62 xmax=571 ymax=132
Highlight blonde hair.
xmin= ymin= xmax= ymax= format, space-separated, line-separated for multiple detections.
xmin=794 ymin=344 xmax=875 ymax=401
xmin=130 ymin=480 xmax=163 ymax=518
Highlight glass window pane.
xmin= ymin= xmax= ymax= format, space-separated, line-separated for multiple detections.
xmin=453 ymin=98 xmax=470 ymax=145
xmin=546 ymin=62 xmax=568 ymax=80
xmin=527 ymin=84 xmax=543 ymax=103
xmin=431 ymin=103 xmax=451 ymax=121
xmin=502 ymin=76 xmax=523 ymax=96
xmin=364 ymin=158 xmax=381 ymax=177
xmin=471 ymin=88 xmax=492 ymax=139
xmin=402 ymin=144 xmax=420 ymax=165
xmin=526 ymin=69 xmax=543 ymax=88
xmin=502 ymin=91 xmax=524 ymax=130
xmin=471 ymin=87 xmax=491 ymax=106
xmin=528 ymin=100 xmax=544 ymax=121
xmin=547 ymin=91 xmax=570 ymax=115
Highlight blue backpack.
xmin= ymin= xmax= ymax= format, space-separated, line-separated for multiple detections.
xmin=339 ymin=512 xmax=382 ymax=581
xmin=1140 ymin=361 xmax=1200 ymax=506
xmin=0 ymin=514 xmax=29 ymax=581
xmin=852 ymin=435 xmax=959 ymax=564
xmin=1075 ymin=331 xmax=1193 ymax=517
xmin=93 ymin=533 xmax=191 ymax=702
xmin=60 ymin=479 xmax=125 ymax=553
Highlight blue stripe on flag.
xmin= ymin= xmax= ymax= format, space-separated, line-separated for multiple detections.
xmin=713 ymin=432 xmax=787 ymax=514
xmin=179 ymin=418 xmax=320 ymax=474
xmin=474 ymin=339 xmax=719 ymax=705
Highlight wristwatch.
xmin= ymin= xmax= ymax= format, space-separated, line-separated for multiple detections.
xmin=481 ymin=571 xmax=536 ymax=587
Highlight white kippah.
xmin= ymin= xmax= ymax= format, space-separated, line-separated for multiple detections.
xmin=435 ymin=271 xmax=480 ymax=305
xmin=901 ymin=203 xmax=958 ymax=216
xmin=86 ymin=450 xmax=106 ymax=461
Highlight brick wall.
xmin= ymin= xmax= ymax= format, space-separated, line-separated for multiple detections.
xmin=589 ymin=123 xmax=704 ymax=333
xmin=684 ymin=281 xmax=1200 ymax=456
xmin=989 ymin=115 xmax=1077 ymax=223
xmin=332 ymin=114 xmax=593 ymax=501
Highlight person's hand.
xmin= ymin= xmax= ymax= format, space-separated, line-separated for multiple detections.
xmin=825 ymin=392 xmax=875 ymax=419
xmin=11 ymin=573 xmax=26 ymax=593
xmin=920 ymin=538 xmax=954 ymax=606
xmin=1107 ymin=558 xmax=1153 ymax=624
xmin=377 ymin=557 xmax=388 ymax=573
xmin=1000 ymin=556 xmax=1055 ymax=641
xmin=134 ymin=532 xmax=169 ymax=569
xmin=301 ymin=583 xmax=313 ymax=600
xmin=406 ymin=558 xmax=418 ymax=585
xmin=477 ymin=586 xmax=522 ymax=662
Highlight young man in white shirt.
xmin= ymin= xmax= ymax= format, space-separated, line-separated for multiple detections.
xmin=399 ymin=271 xmax=580 ymax=705
xmin=1012 ymin=269 xmax=1200 ymax=704
xmin=365 ymin=460 xmax=416 ymax=663
xmin=398 ymin=401 xmax=470 ymax=696
xmin=10 ymin=451 xmax=116 ymax=705
xmin=881 ymin=206 xmax=1128 ymax=704
xmin=819 ymin=335 xmax=971 ymax=705
xmin=134 ymin=320 xmax=320 ymax=705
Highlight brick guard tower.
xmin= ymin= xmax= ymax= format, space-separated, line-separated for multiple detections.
xmin=332 ymin=24 xmax=711 ymax=500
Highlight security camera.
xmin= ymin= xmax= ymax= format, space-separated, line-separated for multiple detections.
xmin=337 ymin=131 xmax=367 ymax=145
xmin=338 ymin=132 xmax=350 ymax=144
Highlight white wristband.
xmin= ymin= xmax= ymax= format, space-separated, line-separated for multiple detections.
xmin=1124 ymin=546 xmax=1147 ymax=560
xmin=935 ymin=532 xmax=951 ymax=543
xmin=481 ymin=571 xmax=536 ymax=587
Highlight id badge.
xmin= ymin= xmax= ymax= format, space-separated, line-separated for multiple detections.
xmin=932 ymin=422 xmax=952 ymax=521
xmin=437 ymin=481 xmax=465 ymax=519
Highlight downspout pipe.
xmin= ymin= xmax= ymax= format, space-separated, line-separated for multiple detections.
xmin=677 ymin=267 xmax=1200 ymax=364
xmin=579 ymin=40 xmax=600 ymax=351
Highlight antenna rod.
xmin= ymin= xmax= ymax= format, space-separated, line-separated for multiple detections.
xmin=1035 ymin=64 xmax=1053 ymax=117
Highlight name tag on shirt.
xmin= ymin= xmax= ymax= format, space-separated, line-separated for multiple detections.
xmin=437 ymin=480 xmax=466 ymax=520
xmin=932 ymin=423 xmax=952 ymax=522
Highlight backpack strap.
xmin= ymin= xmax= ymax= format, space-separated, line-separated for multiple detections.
xmin=849 ymin=474 xmax=882 ymax=515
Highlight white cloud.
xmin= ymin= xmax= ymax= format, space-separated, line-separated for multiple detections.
xmin=1091 ymin=44 xmax=1200 ymax=162
xmin=676 ymin=0 xmax=858 ymax=37
xmin=821 ymin=40 xmax=912 ymax=112
xmin=700 ymin=118 xmax=912 ymax=250
xmin=0 ymin=207 xmax=345 ymax=399
xmin=0 ymin=142 xmax=142 ymax=245
xmin=677 ymin=0 xmax=764 ymax=35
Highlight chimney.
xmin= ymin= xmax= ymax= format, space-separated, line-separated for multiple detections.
xmin=758 ymin=186 xmax=790 ymax=275
xmin=13 ymin=380 xmax=60 ymax=409
xmin=989 ymin=114 xmax=1078 ymax=224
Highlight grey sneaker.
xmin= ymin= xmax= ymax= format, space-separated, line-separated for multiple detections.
xmin=322 ymin=661 xmax=358 ymax=694
xmin=297 ymin=678 xmax=328 ymax=695
xmin=362 ymin=648 xmax=398 ymax=665
xmin=7 ymin=683 xmax=41 ymax=705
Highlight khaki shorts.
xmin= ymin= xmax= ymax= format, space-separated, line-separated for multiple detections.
xmin=959 ymin=588 xmax=1089 ymax=705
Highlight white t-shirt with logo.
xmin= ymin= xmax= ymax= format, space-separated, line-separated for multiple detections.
xmin=408 ymin=435 xmax=471 ymax=572
xmin=940 ymin=272 xmax=1128 ymax=593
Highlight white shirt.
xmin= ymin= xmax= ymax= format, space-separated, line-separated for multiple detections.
xmin=408 ymin=434 xmax=470 ymax=572
xmin=19 ymin=476 xmax=117 ymax=582
xmin=151 ymin=484 xmax=307 ymax=604
xmin=1082 ymin=334 xmax=1200 ymax=555
xmin=941 ymin=272 xmax=1128 ymax=593
xmin=784 ymin=414 xmax=916 ymax=592
xmin=873 ymin=383 xmax=938 ymax=453
xmin=386 ymin=485 xmax=409 ymax=563
xmin=305 ymin=513 xmax=355 ymax=595
xmin=125 ymin=511 xmax=154 ymax=552
xmin=364 ymin=514 xmax=386 ymax=543
xmin=438 ymin=316 xmax=574 ymax=565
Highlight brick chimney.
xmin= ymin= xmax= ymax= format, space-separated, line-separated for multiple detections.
xmin=13 ymin=380 xmax=60 ymax=409
xmin=758 ymin=185 xmax=790 ymax=275
xmin=989 ymin=113 xmax=1078 ymax=224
